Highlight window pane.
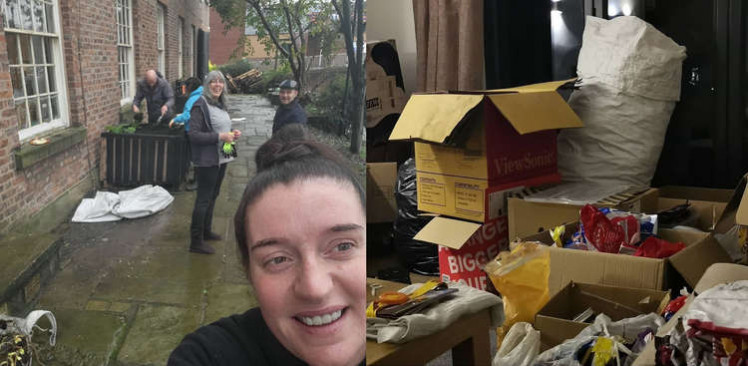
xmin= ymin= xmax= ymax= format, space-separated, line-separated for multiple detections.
xmin=47 ymin=66 xmax=56 ymax=92
xmin=15 ymin=99 xmax=28 ymax=130
xmin=32 ymin=35 xmax=44 ymax=64
xmin=50 ymin=94 xmax=59 ymax=119
xmin=36 ymin=66 xmax=47 ymax=93
xmin=7 ymin=33 xmax=20 ymax=65
xmin=20 ymin=0 xmax=32 ymax=30
xmin=33 ymin=0 xmax=44 ymax=32
xmin=10 ymin=67 xmax=24 ymax=98
xmin=23 ymin=66 xmax=36 ymax=96
xmin=5 ymin=0 xmax=17 ymax=28
xmin=28 ymin=97 xmax=39 ymax=126
xmin=47 ymin=66 xmax=57 ymax=93
xmin=40 ymin=95 xmax=50 ymax=123
xmin=44 ymin=37 xmax=52 ymax=63
xmin=44 ymin=3 xmax=53 ymax=33
xmin=20 ymin=34 xmax=32 ymax=64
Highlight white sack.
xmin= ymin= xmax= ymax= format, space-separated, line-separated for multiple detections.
xmin=72 ymin=185 xmax=173 ymax=222
xmin=492 ymin=322 xmax=540 ymax=366
xmin=71 ymin=191 xmax=122 ymax=222
xmin=557 ymin=16 xmax=686 ymax=187
xmin=113 ymin=185 xmax=174 ymax=219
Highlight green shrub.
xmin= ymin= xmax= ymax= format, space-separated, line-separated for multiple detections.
xmin=218 ymin=59 xmax=254 ymax=78
xmin=260 ymin=69 xmax=294 ymax=93
xmin=307 ymin=73 xmax=351 ymax=136
xmin=312 ymin=73 xmax=347 ymax=117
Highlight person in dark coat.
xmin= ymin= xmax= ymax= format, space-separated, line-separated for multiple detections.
xmin=186 ymin=70 xmax=242 ymax=254
xmin=133 ymin=69 xmax=175 ymax=124
xmin=271 ymin=79 xmax=307 ymax=135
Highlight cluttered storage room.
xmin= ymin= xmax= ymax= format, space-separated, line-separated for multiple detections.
xmin=364 ymin=0 xmax=748 ymax=365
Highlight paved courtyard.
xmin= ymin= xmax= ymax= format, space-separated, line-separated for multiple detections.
xmin=33 ymin=95 xmax=275 ymax=365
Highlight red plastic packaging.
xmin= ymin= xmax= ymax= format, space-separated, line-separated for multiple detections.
xmin=634 ymin=237 xmax=685 ymax=258
xmin=661 ymin=295 xmax=688 ymax=321
xmin=580 ymin=204 xmax=625 ymax=253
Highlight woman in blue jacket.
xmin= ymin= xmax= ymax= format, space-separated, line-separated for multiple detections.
xmin=170 ymin=77 xmax=203 ymax=131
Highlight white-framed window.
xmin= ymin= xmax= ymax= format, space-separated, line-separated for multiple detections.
xmin=2 ymin=0 xmax=69 ymax=141
xmin=116 ymin=0 xmax=135 ymax=104
xmin=178 ymin=17 xmax=184 ymax=79
xmin=191 ymin=24 xmax=196 ymax=76
xmin=157 ymin=5 xmax=165 ymax=74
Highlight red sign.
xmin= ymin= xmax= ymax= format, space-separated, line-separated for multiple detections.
xmin=438 ymin=217 xmax=509 ymax=291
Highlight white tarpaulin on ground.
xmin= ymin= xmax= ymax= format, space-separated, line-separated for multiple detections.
xmin=72 ymin=185 xmax=174 ymax=222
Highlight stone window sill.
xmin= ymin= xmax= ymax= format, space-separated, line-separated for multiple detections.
xmin=14 ymin=127 xmax=87 ymax=171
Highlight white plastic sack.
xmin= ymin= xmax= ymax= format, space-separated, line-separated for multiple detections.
xmin=0 ymin=310 xmax=57 ymax=346
xmin=72 ymin=185 xmax=173 ymax=222
xmin=492 ymin=322 xmax=539 ymax=366
xmin=113 ymin=185 xmax=174 ymax=219
xmin=576 ymin=16 xmax=686 ymax=101
xmin=71 ymin=191 xmax=121 ymax=222
xmin=535 ymin=313 xmax=664 ymax=366
xmin=557 ymin=16 xmax=686 ymax=188
xmin=685 ymin=280 xmax=748 ymax=331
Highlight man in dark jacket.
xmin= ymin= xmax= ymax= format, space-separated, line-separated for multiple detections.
xmin=271 ymin=79 xmax=307 ymax=135
xmin=133 ymin=69 xmax=175 ymax=124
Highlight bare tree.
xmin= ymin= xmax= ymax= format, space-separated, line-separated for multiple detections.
xmin=331 ymin=0 xmax=364 ymax=154
xmin=212 ymin=0 xmax=337 ymax=91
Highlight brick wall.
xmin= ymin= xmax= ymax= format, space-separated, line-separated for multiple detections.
xmin=0 ymin=0 xmax=209 ymax=233
xmin=209 ymin=7 xmax=245 ymax=65
xmin=0 ymin=13 xmax=25 ymax=228
xmin=134 ymin=0 xmax=208 ymax=82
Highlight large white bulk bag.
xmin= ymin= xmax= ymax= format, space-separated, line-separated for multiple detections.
xmin=557 ymin=16 xmax=686 ymax=187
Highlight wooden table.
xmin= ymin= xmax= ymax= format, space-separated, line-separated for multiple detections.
xmin=366 ymin=278 xmax=493 ymax=366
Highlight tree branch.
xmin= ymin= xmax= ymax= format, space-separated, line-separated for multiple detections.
xmin=279 ymin=0 xmax=301 ymax=64
xmin=246 ymin=0 xmax=291 ymax=61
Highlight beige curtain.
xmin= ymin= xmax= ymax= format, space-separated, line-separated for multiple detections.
xmin=413 ymin=0 xmax=484 ymax=92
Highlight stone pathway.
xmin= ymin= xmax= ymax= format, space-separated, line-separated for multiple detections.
xmin=33 ymin=95 xmax=274 ymax=365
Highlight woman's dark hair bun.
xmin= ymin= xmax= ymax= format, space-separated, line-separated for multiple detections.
xmin=255 ymin=124 xmax=342 ymax=172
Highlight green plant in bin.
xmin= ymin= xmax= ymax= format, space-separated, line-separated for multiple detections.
xmin=106 ymin=122 xmax=138 ymax=134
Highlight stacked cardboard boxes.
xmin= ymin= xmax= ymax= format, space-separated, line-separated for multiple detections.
xmin=388 ymin=79 xmax=584 ymax=290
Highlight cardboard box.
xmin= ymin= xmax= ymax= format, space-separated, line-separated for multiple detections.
xmin=389 ymin=79 xmax=584 ymax=223
xmin=412 ymin=186 xmax=527 ymax=290
xmin=657 ymin=186 xmax=732 ymax=231
xmin=535 ymin=282 xmax=670 ymax=348
xmin=714 ymin=173 xmax=748 ymax=264
xmin=524 ymin=222 xmax=732 ymax=295
xmin=412 ymin=216 xmax=508 ymax=291
xmin=366 ymin=40 xmax=407 ymax=128
xmin=631 ymin=263 xmax=748 ymax=366
xmin=508 ymin=185 xmax=733 ymax=241
xmin=366 ymin=163 xmax=398 ymax=223
xmin=508 ymin=188 xmax=660 ymax=241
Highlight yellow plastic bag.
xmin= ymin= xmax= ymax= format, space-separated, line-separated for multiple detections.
xmin=485 ymin=242 xmax=550 ymax=348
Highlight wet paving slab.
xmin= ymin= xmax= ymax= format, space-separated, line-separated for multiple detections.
xmin=33 ymin=95 xmax=276 ymax=365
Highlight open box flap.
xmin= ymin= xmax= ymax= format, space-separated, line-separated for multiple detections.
xmin=715 ymin=173 xmax=748 ymax=231
xmin=667 ymin=233 xmax=732 ymax=288
xmin=486 ymin=92 xmax=584 ymax=135
xmin=388 ymin=94 xmax=483 ymax=143
xmin=481 ymin=78 xmax=578 ymax=93
xmin=413 ymin=216 xmax=482 ymax=250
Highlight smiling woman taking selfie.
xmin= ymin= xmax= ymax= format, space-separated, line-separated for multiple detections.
xmin=168 ymin=127 xmax=366 ymax=366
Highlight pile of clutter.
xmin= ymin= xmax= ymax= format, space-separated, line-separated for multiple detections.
xmin=365 ymin=13 xmax=748 ymax=366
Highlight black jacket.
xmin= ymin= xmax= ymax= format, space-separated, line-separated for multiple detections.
xmin=133 ymin=77 xmax=175 ymax=123
xmin=187 ymin=97 xmax=222 ymax=167
xmin=167 ymin=308 xmax=306 ymax=366
xmin=272 ymin=100 xmax=308 ymax=134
